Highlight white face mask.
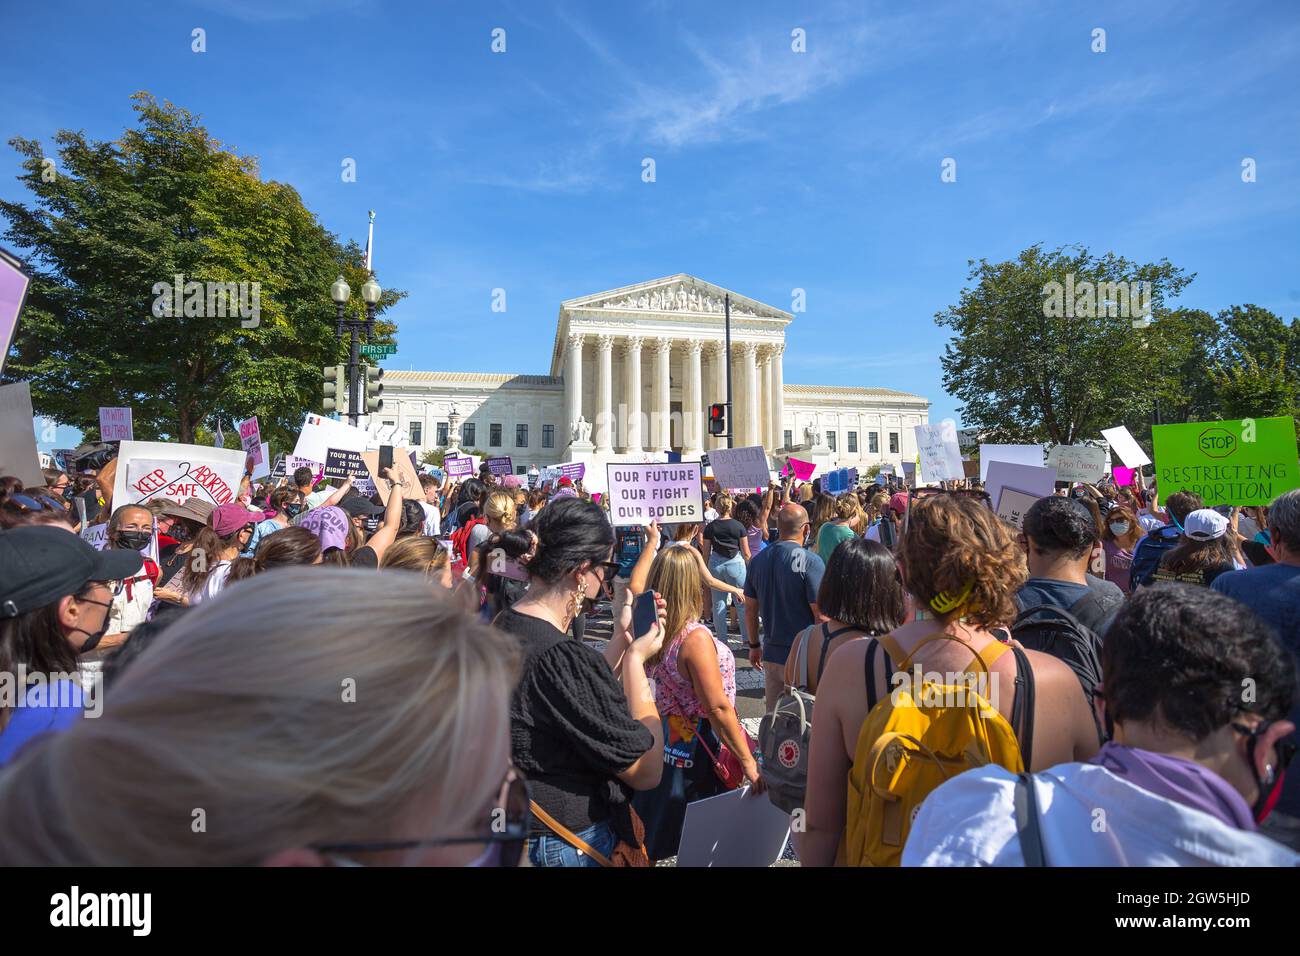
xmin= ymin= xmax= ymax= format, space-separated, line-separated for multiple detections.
xmin=1109 ymin=522 xmax=1130 ymax=536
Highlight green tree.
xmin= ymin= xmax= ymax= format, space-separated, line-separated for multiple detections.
xmin=0 ymin=92 xmax=404 ymax=449
xmin=1209 ymin=352 xmax=1296 ymax=420
xmin=936 ymin=245 xmax=1193 ymax=445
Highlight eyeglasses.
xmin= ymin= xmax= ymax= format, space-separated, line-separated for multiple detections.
xmin=312 ymin=767 xmax=531 ymax=867
xmin=1232 ymin=720 xmax=1297 ymax=782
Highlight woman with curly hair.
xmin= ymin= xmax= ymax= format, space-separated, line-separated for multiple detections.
xmin=800 ymin=493 xmax=1100 ymax=867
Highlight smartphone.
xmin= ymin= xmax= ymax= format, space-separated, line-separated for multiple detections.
xmin=632 ymin=590 xmax=658 ymax=640
xmin=378 ymin=444 xmax=394 ymax=474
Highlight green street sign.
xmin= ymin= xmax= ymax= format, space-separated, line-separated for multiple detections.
xmin=361 ymin=344 xmax=396 ymax=356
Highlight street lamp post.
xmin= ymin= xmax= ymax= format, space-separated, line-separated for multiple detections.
xmin=330 ymin=273 xmax=384 ymax=427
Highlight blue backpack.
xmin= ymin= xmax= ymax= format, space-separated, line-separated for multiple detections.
xmin=1130 ymin=524 xmax=1182 ymax=588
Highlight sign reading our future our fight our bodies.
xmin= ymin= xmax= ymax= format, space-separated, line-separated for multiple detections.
xmin=113 ymin=441 xmax=247 ymax=508
xmin=606 ymin=462 xmax=705 ymax=525
xmin=1152 ymin=416 xmax=1300 ymax=507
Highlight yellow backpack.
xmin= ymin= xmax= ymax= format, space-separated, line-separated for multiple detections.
xmin=838 ymin=632 xmax=1035 ymax=867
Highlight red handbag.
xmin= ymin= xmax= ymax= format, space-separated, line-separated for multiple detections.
xmin=694 ymin=721 xmax=757 ymax=790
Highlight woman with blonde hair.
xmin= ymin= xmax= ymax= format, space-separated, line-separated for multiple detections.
xmin=802 ymin=494 xmax=1100 ymax=866
xmin=226 ymin=527 xmax=323 ymax=583
xmin=700 ymin=493 xmax=752 ymax=648
xmin=633 ymin=545 xmax=759 ymax=860
xmin=0 ymin=569 xmax=529 ymax=866
xmin=380 ymin=534 xmax=452 ymax=587
xmin=815 ymin=494 xmax=860 ymax=563
xmin=466 ymin=490 xmax=517 ymax=576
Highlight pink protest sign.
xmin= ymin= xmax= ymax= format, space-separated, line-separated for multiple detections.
xmin=1113 ymin=466 xmax=1136 ymax=487
xmin=788 ymin=458 xmax=816 ymax=481
xmin=238 ymin=416 xmax=263 ymax=466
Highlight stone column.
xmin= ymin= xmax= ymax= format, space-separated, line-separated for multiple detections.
xmin=595 ymin=334 xmax=615 ymax=455
xmin=770 ymin=343 xmax=785 ymax=450
xmin=758 ymin=349 xmax=772 ymax=449
xmin=704 ymin=342 xmax=724 ymax=449
xmin=652 ymin=338 xmax=672 ymax=452
xmin=740 ymin=342 xmax=760 ymax=447
xmin=564 ymin=332 xmax=584 ymax=444
xmin=683 ymin=339 xmax=704 ymax=458
xmin=622 ymin=335 xmax=644 ymax=455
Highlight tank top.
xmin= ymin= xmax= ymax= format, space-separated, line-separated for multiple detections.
xmin=651 ymin=622 xmax=736 ymax=718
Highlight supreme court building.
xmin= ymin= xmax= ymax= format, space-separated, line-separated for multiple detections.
xmin=375 ymin=275 xmax=931 ymax=487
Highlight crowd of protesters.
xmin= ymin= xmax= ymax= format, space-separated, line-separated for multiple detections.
xmin=0 ymin=447 xmax=1297 ymax=868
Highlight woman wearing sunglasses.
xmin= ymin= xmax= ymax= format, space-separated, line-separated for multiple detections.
xmin=904 ymin=583 xmax=1298 ymax=866
xmin=0 ymin=569 xmax=528 ymax=865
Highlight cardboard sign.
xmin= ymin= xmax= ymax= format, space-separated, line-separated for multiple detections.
xmin=1101 ymin=425 xmax=1151 ymax=468
xmin=995 ymin=487 xmax=1040 ymax=530
xmin=360 ymin=446 xmax=422 ymax=505
xmin=486 ymin=456 xmax=513 ymax=476
xmin=445 ymin=455 xmax=474 ymax=478
xmin=677 ymin=785 xmax=792 ymax=868
xmin=324 ymin=447 xmax=370 ymax=480
xmin=1046 ymin=444 xmax=1107 ymax=484
xmin=915 ymin=423 xmax=965 ymax=483
xmin=1152 ymin=416 xmax=1300 ymax=507
xmin=979 ymin=444 xmax=1044 ymax=482
xmin=98 ymin=406 xmax=133 ymax=442
xmin=708 ymin=445 xmax=770 ymax=492
xmin=1113 ymin=465 xmax=1136 ymax=487
xmin=0 ymin=381 xmax=45 ymax=487
xmin=292 ymin=413 xmax=370 ymax=464
xmin=237 ymin=416 xmax=262 ymax=465
xmin=985 ymin=460 xmax=1057 ymax=516
xmin=962 ymin=460 xmax=980 ymax=479
xmin=114 ymin=441 xmax=247 ymax=508
xmin=606 ymin=462 xmax=705 ymax=525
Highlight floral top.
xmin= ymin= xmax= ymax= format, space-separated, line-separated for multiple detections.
xmin=650 ymin=621 xmax=736 ymax=718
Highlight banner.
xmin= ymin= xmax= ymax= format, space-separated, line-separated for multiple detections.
xmin=606 ymin=462 xmax=705 ymax=525
xmin=324 ymin=447 xmax=370 ymax=480
xmin=0 ymin=381 xmax=45 ymax=487
xmin=708 ymin=445 xmax=770 ymax=492
xmin=99 ymin=406 xmax=133 ymax=442
xmin=486 ymin=455 xmax=514 ymax=476
xmin=113 ymin=441 xmax=247 ymax=508
xmin=1101 ymin=425 xmax=1151 ymax=468
xmin=445 ymin=455 xmax=474 ymax=478
xmin=1152 ymin=416 xmax=1300 ymax=507
xmin=237 ymin=416 xmax=263 ymax=466
xmin=979 ymin=444 xmax=1044 ymax=482
xmin=914 ymin=423 xmax=965 ymax=482
xmin=292 ymin=413 xmax=370 ymax=464
xmin=1046 ymin=444 xmax=1107 ymax=484
xmin=985 ymin=460 xmax=1057 ymax=515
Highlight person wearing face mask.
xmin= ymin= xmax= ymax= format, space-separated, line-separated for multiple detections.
xmin=103 ymin=505 xmax=161 ymax=644
xmin=1100 ymin=504 xmax=1143 ymax=592
xmin=0 ymin=525 xmax=143 ymax=767
xmin=903 ymin=584 xmax=1298 ymax=866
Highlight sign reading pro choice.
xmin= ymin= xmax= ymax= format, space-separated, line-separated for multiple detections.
xmin=1152 ymin=416 xmax=1300 ymax=507
xmin=606 ymin=462 xmax=704 ymax=525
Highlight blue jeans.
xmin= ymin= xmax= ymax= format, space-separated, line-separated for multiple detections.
xmin=528 ymin=819 xmax=616 ymax=867
xmin=707 ymin=552 xmax=750 ymax=647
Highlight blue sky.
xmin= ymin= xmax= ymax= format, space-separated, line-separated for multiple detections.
xmin=4 ymin=0 xmax=1299 ymax=451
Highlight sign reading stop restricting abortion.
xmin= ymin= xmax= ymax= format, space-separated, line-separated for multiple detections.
xmin=606 ymin=462 xmax=705 ymax=525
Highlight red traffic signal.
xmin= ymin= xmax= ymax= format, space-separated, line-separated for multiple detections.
xmin=708 ymin=403 xmax=726 ymax=437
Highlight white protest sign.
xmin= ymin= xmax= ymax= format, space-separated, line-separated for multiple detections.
xmin=237 ymin=416 xmax=263 ymax=466
xmin=914 ymin=422 xmax=965 ymax=483
xmin=606 ymin=462 xmax=704 ymax=525
xmin=677 ymin=786 xmax=792 ymax=868
xmin=291 ymin=413 xmax=370 ymax=464
xmin=985 ymin=460 xmax=1057 ymax=515
xmin=113 ymin=441 xmax=247 ymax=508
xmin=81 ymin=522 xmax=109 ymax=550
xmin=979 ymin=444 xmax=1044 ymax=482
xmin=99 ymin=406 xmax=133 ymax=441
xmin=708 ymin=445 xmax=770 ymax=492
xmin=251 ymin=442 xmax=272 ymax=479
xmin=1100 ymin=425 xmax=1151 ymax=468
xmin=0 ymin=381 xmax=45 ymax=487
xmin=1046 ymin=444 xmax=1107 ymax=483
xmin=995 ymin=488 xmax=1040 ymax=530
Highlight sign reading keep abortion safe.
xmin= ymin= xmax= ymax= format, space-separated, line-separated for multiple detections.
xmin=606 ymin=462 xmax=704 ymax=525
xmin=1152 ymin=416 xmax=1300 ymax=507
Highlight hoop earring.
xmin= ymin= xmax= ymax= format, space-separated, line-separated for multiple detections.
xmin=572 ymin=585 xmax=586 ymax=619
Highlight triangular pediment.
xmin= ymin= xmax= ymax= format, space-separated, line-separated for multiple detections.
xmin=561 ymin=274 xmax=793 ymax=322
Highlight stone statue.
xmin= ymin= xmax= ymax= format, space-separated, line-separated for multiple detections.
xmin=804 ymin=424 xmax=822 ymax=448
xmin=572 ymin=415 xmax=592 ymax=444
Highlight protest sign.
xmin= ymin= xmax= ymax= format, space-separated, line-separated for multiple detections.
xmin=1101 ymin=425 xmax=1151 ymax=468
xmin=98 ymin=406 xmax=133 ymax=441
xmin=555 ymin=461 xmax=585 ymax=482
xmin=874 ymin=473 xmax=887 ymax=486
xmin=995 ymin=487 xmax=1040 ymax=531
xmin=708 ymin=445 xmax=770 ymax=492
xmin=485 ymin=456 xmax=514 ymax=476
xmin=962 ymin=460 xmax=980 ymax=479
xmin=361 ymin=447 xmax=422 ymax=505
xmin=879 ymin=464 xmax=895 ymax=476
xmin=979 ymin=444 xmax=1044 ymax=482
xmin=445 ymin=455 xmax=474 ymax=478
xmin=677 ymin=786 xmax=791 ymax=868
xmin=0 ymin=247 xmax=32 ymax=378
xmin=237 ymin=416 xmax=263 ymax=466
xmin=269 ymin=455 xmax=287 ymax=480
xmin=787 ymin=458 xmax=816 ymax=481
xmin=900 ymin=461 xmax=917 ymax=487
xmin=113 ymin=441 xmax=247 ymax=508
xmin=51 ymin=448 xmax=76 ymax=471
xmin=985 ymin=460 xmax=1057 ymax=515
xmin=606 ymin=462 xmax=704 ymax=525
xmin=285 ymin=455 xmax=324 ymax=481
xmin=250 ymin=442 xmax=272 ymax=479
xmin=324 ymin=447 xmax=370 ymax=480
xmin=292 ymin=413 xmax=369 ymax=463
xmin=1113 ymin=465 xmax=1136 ymax=487
xmin=80 ymin=522 xmax=109 ymax=550
xmin=1046 ymin=444 xmax=1107 ymax=484
xmin=915 ymin=423 xmax=965 ymax=483
xmin=1152 ymin=416 xmax=1300 ymax=507
xmin=0 ymin=381 xmax=45 ymax=487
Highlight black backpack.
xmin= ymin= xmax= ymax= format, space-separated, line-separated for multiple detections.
xmin=1009 ymin=603 xmax=1106 ymax=745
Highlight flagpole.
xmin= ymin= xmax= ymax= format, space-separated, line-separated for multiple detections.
xmin=365 ymin=210 xmax=375 ymax=272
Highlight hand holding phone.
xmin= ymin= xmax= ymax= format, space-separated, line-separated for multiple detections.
xmin=632 ymin=589 xmax=659 ymax=641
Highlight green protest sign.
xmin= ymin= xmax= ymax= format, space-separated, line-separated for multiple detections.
xmin=1152 ymin=416 xmax=1299 ymax=506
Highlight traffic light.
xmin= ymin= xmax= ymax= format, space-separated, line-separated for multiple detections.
xmin=322 ymin=366 xmax=345 ymax=413
xmin=362 ymin=363 xmax=385 ymax=413
xmin=708 ymin=403 xmax=726 ymax=437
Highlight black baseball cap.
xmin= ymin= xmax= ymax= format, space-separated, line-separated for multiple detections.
xmin=0 ymin=526 xmax=144 ymax=618
xmin=338 ymin=495 xmax=384 ymax=518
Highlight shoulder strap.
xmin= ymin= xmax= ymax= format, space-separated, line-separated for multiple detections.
xmin=1009 ymin=644 xmax=1036 ymax=770
xmin=1014 ymin=774 xmax=1047 ymax=867
xmin=863 ymin=638 xmax=895 ymax=711
xmin=814 ymin=623 xmax=839 ymax=683
xmin=529 ymin=800 xmax=614 ymax=868
xmin=792 ymin=625 xmax=815 ymax=691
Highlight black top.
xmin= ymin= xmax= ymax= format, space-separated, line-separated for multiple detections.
xmin=350 ymin=546 xmax=379 ymax=568
xmin=704 ymin=518 xmax=747 ymax=560
xmin=494 ymin=606 xmax=654 ymax=841
xmin=157 ymin=543 xmax=187 ymax=588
